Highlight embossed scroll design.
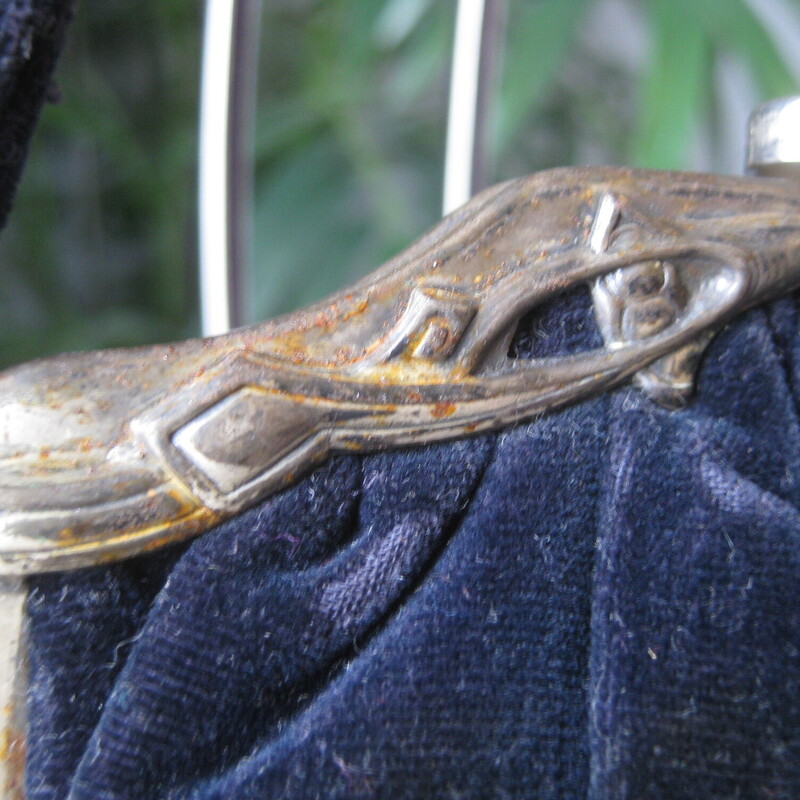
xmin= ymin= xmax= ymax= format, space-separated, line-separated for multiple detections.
xmin=1 ymin=167 xmax=800 ymax=573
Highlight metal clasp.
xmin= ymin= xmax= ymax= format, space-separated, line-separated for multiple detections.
xmin=2 ymin=164 xmax=800 ymax=572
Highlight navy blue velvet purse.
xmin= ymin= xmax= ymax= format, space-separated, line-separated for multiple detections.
xmin=5 ymin=3 xmax=800 ymax=798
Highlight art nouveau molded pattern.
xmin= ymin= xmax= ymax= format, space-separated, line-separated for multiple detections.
xmin=2 ymin=166 xmax=800 ymax=572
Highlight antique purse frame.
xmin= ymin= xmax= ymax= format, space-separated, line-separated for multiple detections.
xmin=2 ymin=2 xmax=800 ymax=796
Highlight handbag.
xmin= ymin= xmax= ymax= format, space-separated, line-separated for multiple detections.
xmin=3 ymin=2 xmax=800 ymax=798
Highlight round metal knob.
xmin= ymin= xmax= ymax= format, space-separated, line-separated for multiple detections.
xmin=747 ymin=95 xmax=800 ymax=179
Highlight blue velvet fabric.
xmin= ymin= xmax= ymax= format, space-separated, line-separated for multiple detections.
xmin=22 ymin=291 xmax=800 ymax=799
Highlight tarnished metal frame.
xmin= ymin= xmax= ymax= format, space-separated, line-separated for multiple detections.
xmin=3 ymin=166 xmax=800 ymax=575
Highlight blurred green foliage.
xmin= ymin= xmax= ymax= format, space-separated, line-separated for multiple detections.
xmin=0 ymin=0 xmax=797 ymax=367
xmin=0 ymin=0 xmax=201 ymax=366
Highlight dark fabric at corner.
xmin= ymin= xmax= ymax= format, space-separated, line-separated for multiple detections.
xmin=0 ymin=0 xmax=73 ymax=232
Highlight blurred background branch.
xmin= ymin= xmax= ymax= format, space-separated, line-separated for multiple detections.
xmin=1 ymin=0 xmax=798 ymax=367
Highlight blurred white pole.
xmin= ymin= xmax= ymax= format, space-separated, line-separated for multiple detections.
xmin=199 ymin=0 xmax=259 ymax=335
xmin=443 ymin=0 xmax=487 ymax=215
xmin=443 ymin=0 xmax=506 ymax=216
xmin=199 ymin=0 xmax=235 ymax=335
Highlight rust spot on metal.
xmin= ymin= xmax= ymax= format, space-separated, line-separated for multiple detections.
xmin=138 ymin=510 xmax=218 ymax=555
xmin=341 ymin=441 xmax=365 ymax=451
xmin=341 ymin=298 xmax=369 ymax=321
xmin=57 ymin=527 xmax=75 ymax=542
xmin=0 ymin=724 xmax=25 ymax=800
xmin=334 ymin=347 xmax=355 ymax=362
xmin=164 ymin=488 xmax=199 ymax=517
xmin=431 ymin=402 xmax=457 ymax=418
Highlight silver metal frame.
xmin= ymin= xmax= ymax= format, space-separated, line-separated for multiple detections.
xmin=4 ymin=166 xmax=800 ymax=572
